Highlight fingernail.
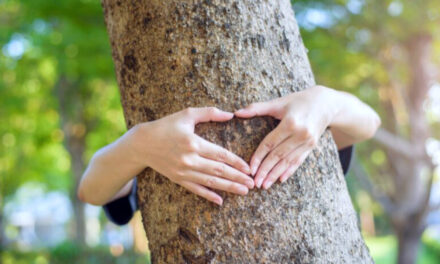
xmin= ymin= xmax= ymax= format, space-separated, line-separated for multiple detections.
xmin=243 ymin=165 xmax=251 ymax=174
xmin=251 ymin=165 xmax=257 ymax=176
xmin=247 ymin=180 xmax=254 ymax=189
xmin=264 ymin=180 xmax=273 ymax=189
xmin=256 ymin=177 xmax=263 ymax=188
xmin=280 ymin=176 xmax=287 ymax=183
xmin=239 ymin=186 xmax=249 ymax=195
xmin=215 ymin=198 xmax=223 ymax=206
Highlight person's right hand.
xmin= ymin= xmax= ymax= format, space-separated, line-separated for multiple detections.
xmin=133 ymin=107 xmax=254 ymax=205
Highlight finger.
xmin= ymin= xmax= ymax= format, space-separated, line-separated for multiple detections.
xmin=192 ymin=156 xmax=254 ymax=189
xmin=250 ymin=119 xmax=295 ymax=176
xmin=184 ymin=170 xmax=249 ymax=196
xmin=278 ymin=164 xmax=297 ymax=184
xmin=278 ymin=147 xmax=313 ymax=183
xmin=196 ymin=135 xmax=251 ymax=174
xmin=183 ymin=107 xmax=233 ymax=124
xmin=253 ymin=136 xmax=303 ymax=188
xmin=179 ymin=180 xmax=223 ymax=205
xmin=258 ymin=141 xmax=307 ymax=189
xmin=234 ymin=100 xmax=283 ymax=119
xmin=263 ymin=143 xmax=312 ymax=189
xmin=262 ymin=157 xmax=290 ymax=190
xmin=262 ymin=144 xmax=309 ymax=189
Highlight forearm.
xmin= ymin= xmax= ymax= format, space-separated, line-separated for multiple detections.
xmin=321 ymin=86 xmax=381 ymax=149
xmin=78 ymin=124 xmax=147 ymax=205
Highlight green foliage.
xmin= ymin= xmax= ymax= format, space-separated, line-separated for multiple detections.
xmin=1 ymin=241 xmax=150 ymax=264
xmin=50 ymin=241 xmax=81 ymax=261
xmin=0 ymin=0 xmax=125 ymax=199
xmin=422 ymin=236 xmax=440 ymax=263
xmin=365 ymin=235 xmax=440 ymax=264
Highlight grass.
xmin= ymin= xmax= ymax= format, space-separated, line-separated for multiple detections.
xmin=2 ymin=235 xmax=439 ymax=263
xmin=365 ymin=235 xmax=440 ymax=264
xmin=0 ymin=241 xmax=149 ymax=264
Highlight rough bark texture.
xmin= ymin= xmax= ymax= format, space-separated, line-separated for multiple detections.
xmin=102 ymin=0 xmax=373 ymax=263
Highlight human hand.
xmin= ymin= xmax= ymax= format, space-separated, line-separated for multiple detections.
xmin=234 ymin=86 xmax=337 ymax=189
xmin=134 ymin=107 xmax=254 ymax=205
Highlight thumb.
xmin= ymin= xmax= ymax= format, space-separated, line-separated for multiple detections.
xmin=234 ymin=100 xmax=282 ymax=118
xmin=184 ymin=107 xmax=234 ymax=124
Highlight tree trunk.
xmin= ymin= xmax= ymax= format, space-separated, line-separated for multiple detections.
xmin=101 ymin=0 xmax=373 ymax=263
xmin=56 ymin=77 xmax=87 ymax=246
xmin=391 ymin=33 xmax=435 ymax=264
xmin=396 ymin=227 xmax=423 ymax=264
xmin=67 ymin=134 xmax=87 ymax=246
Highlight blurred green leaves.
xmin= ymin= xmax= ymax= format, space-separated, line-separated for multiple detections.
xmin=0 ymin=0 xmax=125 ymax=198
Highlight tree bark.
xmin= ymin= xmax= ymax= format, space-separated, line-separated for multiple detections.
xmin=396 ymin=223 xmax=423 ymax=264
xmin=101 ymin=0 xmax=373 ymax=263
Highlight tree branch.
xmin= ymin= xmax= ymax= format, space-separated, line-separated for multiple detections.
xmin=373 ymin=128 xmax=415 ymax=159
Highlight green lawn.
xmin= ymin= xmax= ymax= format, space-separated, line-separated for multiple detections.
xmin=0 ymin=241 xmax=149 ymax=264
xmin=2 ymin=236 xmax=440 ymax=263
xmin=365 ymin=235 xmax=440 ymax=264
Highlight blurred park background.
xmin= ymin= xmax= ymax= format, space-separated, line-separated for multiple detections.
xmin=1 ymin=0 xmax=439 ymax=263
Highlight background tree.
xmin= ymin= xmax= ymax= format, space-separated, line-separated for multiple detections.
xmin=102 ymin=0 xmax=372 ymax=263
xmin=293 ymin=1 xmax=440 ymax=263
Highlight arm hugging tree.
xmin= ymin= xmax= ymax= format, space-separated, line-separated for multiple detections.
xmin=101 ymin=0 xmax=373 ymax=263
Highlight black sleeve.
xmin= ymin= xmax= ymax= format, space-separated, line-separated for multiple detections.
xmin=337 ymin=145 xmax=354 ymax=176
xmin=102 ymin=178 xmax=138 ymax=226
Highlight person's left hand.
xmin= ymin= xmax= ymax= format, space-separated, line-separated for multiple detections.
xmin=234 ymin=85 xmax=337 ymax=189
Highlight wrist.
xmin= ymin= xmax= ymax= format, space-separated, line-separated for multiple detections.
xmin=314 ymin=85 xmax=343 ymax=128
xmin=124 ymin=122 xmax=152 ymax=168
